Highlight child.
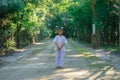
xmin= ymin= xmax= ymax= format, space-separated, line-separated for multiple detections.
xmin=53 ymin=27 xmax=67 ymax=68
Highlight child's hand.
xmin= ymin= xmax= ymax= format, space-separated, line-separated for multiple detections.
xmin=57 ymin=43 xmax=64 ymax=51
xmin=57 ymin=46 xmax=61 ymax=51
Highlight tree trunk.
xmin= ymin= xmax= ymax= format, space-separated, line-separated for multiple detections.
xmin=91 ymin=0 xmax=97 ymax=17
xmin=16 ymin=23 xmax=21 ymax=48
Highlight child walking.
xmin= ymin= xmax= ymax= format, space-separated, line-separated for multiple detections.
xmin=53 ymin=27 xmax=67 ymax=68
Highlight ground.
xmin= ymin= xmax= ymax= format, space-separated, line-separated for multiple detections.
xmin=0 ymin=39 xmax=120 ymax=80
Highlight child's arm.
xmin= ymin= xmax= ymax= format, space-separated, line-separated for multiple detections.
xmin=55 ymin=42 xmax=59 ymax=48
xmin=53 ymin=36 xmax=59 ymax=49
xmin=55 ymin=42 xmax=65 ymax=51
xmin=59 ymin=36 xmax=67 ymax=49
xmin=59 ymin=36 xmax=67 ymax=50
xmin=59 ymin=43 xmax=65 ymax=49
xmin=55 ymin=42 xmax=61 ymax=50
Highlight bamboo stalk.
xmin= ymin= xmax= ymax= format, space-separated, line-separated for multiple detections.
xmin=117 ymin=0 xmax=120 ymax=53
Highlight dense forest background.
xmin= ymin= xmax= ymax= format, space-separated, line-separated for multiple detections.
xmin=0 ymin=0 xmax=119 ymax=54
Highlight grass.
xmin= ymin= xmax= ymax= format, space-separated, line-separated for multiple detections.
xmin=101 ymin=45 xmax=119 ymax=52
xmin=70 ymin=39 xmax=119 ymax=54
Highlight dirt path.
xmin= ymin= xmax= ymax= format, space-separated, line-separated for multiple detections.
xmin=0 ymin=39 xmax=120 ymax=80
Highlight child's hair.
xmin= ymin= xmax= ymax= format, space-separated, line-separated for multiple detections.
xmin=57 ymin=27 xmax=63 ymax=30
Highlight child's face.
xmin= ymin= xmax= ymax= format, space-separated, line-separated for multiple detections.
xmin=57 ymin=30 xmax=63 ymax=35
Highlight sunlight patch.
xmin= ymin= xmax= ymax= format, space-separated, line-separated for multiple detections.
xmin=54 ymin=68 xmax=77 ymax=73
xmin=67 ymin=54 xmax=84 ymax=57
xmin=92 ymin=61 xmax=106 ymax=64
xmin=105 ymin=67 xmax=116 ymax=75
xmin=34 ymin=42 xmax=45 ymax=45
xmin=51 ymin=70 xmax=90 ymax=79
xmin=26 ymin=57 xmax=39 ymax=61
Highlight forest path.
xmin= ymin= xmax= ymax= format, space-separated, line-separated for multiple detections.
xmin=0 ymin=39 xmax=119 ymax=80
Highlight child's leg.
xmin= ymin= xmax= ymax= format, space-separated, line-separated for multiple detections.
xmin=59 ymin=49 xmax=65 ymax=67
xmin=55 ymin=50 xmax=60 ymax=67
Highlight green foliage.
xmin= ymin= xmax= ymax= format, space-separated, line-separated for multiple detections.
xmin=0 ymin=0 xmax=24 ymax=17
xmin=94 ymin=0 xmax=118 ymax=45
xmin=66 ymin=0 xmax=92 ymax=42
xmin=38 ymin=26 xmax=52 ymax=40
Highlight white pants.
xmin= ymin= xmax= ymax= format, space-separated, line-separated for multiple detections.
xmin=55 ymin=49 xmax=65 ymax=67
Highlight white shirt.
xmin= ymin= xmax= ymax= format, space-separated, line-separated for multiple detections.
xmin=53 ymin=35 xmax=67 ymax=50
